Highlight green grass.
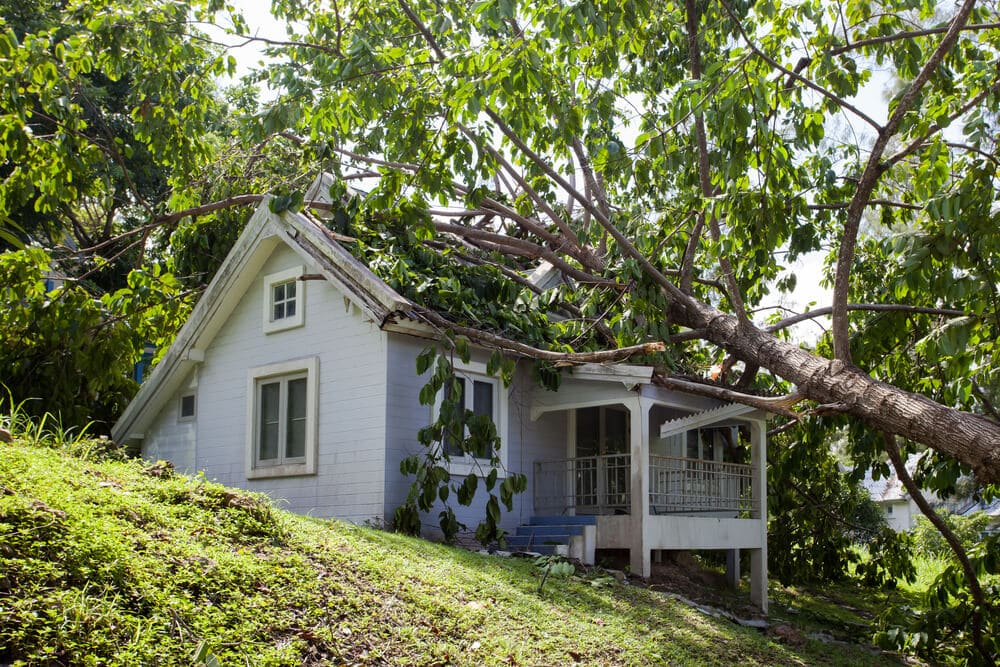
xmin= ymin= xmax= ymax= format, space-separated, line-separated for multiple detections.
xmin=0 ymin=438 xmax=909 ymax=666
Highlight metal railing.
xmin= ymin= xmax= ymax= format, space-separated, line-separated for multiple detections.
xmin=533 ymin=455 xmax=756 ymax=517
xmin=649 ymin=455 xmax=755 ymax=515
xmin=534 ymin=454 xmax=632 ymax=515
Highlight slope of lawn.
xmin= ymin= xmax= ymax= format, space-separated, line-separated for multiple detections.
xmin=0 ymin=436 xmax=905 ymax=666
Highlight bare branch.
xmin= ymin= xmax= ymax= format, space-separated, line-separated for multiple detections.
xmin=655 ymin=376 xmax=803 ymax=419
xmin=827 ymin=22 xmax=1000 ymax=58
xmin=430 ymin=221 xmax=615 ymax=287
xmin=830 ymin=0 xmax=978 ymax=362
xmin=765 ymin=303 xmax=968 ymax=333
xmin=808 ymin=199 xmax=923 ymax=211
xmin=417 ymin=307 xmax=664 ymax=363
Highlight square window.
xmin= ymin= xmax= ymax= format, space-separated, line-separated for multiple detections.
xmin=179 ymin=394 xmax=196 ymax=421
xmin=246 ymin=357 xmax=318 ymax=478
xmin=263 ymin=267 xmax=305 ymax=334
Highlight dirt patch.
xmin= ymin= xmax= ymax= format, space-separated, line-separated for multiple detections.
xmin=643 ymin=551 xmax=762 ymax=619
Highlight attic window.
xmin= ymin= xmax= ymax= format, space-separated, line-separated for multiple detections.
xmin=263 ymin=267 xmax=305 ymax=333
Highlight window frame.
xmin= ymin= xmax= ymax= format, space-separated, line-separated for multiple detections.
xmin=178 ymin=393 xmax=196 ymax=422
xmin=262 ymin=266 xmax=305 ymax=334
xmin=245 ymin=357 xmax=319 ymax=479
xmin=432 ymin=361 xmax=507 ymax=477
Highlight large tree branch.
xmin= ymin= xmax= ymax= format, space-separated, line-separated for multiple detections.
xmin=830 ymin=0 xmax=978 ymax=362
xmin=678 ymin=299 xmax=1000 ymax=482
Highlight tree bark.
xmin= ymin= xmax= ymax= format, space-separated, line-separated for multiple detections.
xmin=675 ymin=300 xmax=1000 ymax=482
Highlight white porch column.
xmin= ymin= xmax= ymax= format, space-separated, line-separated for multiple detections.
xmin=629 ymin=397 xmax=652 ymax=578
xmin=749 ymin=418 xmax=768 ymax=613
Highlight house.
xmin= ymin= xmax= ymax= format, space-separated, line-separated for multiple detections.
xmin=861 ymin=468 xmax=921 ymax=532
xmin=112 ymin=187 xmax=770 ymax=611
xmin=861 ymin=457 xmax=944 ymax=532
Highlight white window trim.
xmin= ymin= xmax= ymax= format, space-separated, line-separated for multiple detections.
xmin=262 ymin=266 xmax=305 ymax=334
xmin=178 ymin=393 xmax=196 ymax=423
xmin=432 ymin=360 xmax=508 ymax=477
xmin=245 ymin=357 xmax=319 ymax=479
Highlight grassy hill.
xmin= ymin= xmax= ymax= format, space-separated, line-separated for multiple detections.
xmin=0 ymin=436 xmax=904 ymax=666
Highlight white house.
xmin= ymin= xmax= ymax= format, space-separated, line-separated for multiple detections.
xmin=112 ymin=194 xmax=770 ymax=611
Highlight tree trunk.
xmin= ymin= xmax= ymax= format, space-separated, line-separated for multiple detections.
xmin=676 ymin=301 xmax=1000 ymax=482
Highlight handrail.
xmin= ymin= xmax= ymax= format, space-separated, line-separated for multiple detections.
xmin=534 ymin=454 xmax=756 ymax=517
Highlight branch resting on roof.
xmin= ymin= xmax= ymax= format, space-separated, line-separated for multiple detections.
xmin=655 ymin=376 xmax=803 ymax=419
xmin=414 ymin=308 xmax=665 ymax=364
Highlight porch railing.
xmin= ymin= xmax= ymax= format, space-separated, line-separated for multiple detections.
xmin=534 ymin=454 xmax=632 ymax=515
xmin=649 ymin=455 xmax=755 ymax=515
xmin=533 ymin=455 xmax=756 ymax=517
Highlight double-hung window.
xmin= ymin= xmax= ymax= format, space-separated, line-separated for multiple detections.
xmin=443 ymin=375 xmax=496 ymax=458
xmin=434 ymin=362 xmax=507 ymax=476
xmin=246 ymin=357 xmax=318 ymax=479
xmin=262 ymin=267 xmax=305 ymax=333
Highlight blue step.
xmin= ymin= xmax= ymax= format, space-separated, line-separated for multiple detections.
xmin=528 ymin=515 xmax=597 ymax=526
xmin=504 ymin=530 xmax=569 ymax=546
xmin=516 ymin=524 xmax=585 ymax=537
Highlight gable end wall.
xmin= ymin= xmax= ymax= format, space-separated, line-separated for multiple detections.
xmin=144 ymin=243 xmax=390 ymax=523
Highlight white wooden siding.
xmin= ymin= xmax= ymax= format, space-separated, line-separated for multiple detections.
xmin=156 ymin=243 xmax=389 ymax=523
xmin=140 ymin=369 xmax=197 ymax=472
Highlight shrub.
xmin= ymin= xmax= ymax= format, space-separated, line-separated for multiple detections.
xmin=912 ymin=511 xmax=991 ymax=559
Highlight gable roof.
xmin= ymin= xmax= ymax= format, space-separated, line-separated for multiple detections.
xmin=112 ymin=198 xmax=419 ymax=443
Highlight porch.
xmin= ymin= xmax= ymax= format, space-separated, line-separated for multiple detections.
xmin=528 ymin=367 xmax=769 ymax=611
xmin=534 ymin=454 xmax=756 ymax=517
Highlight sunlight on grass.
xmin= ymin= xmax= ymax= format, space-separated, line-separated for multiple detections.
xmin=1 ymin=433 xmax=909 ymax=666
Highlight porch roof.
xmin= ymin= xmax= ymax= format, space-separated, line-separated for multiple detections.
xmin=530 ymin=364 xmax=722 ymax=420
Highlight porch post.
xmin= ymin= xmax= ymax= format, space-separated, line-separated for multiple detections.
xmin=749 ymin=417 xmax=768 ymax=613
xmin=629 ymin=397 xmax=651 ymax=578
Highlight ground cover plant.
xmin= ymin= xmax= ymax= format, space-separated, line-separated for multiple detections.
xmin=0 ymin=428 xmax=907 ymax=666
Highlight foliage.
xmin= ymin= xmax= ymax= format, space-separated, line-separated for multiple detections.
xmin=0 ymin=431 xmax=904 ymax=666
xmin=0 ymin=0 xmax=229 ymax=289
xmin=767 ymin=420 xmax=914 ymax=588
xmin=912 ymin=510 xmax=992 ymax=560
xmin=0 ymin=246 xmax=191 ymax=432
xmin=394 ymin=343 xmax=526 ymax=546
xmin=874 ymin=535 xmax=1000 ymax=666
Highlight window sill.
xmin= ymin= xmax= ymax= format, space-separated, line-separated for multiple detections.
xmin=445 ymin=459 xmax=508 ymax=479
xmin=248 ymin=462 xmax=316 ymax=479
xmin=263 ymin=319 xmax=305 ymax=335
